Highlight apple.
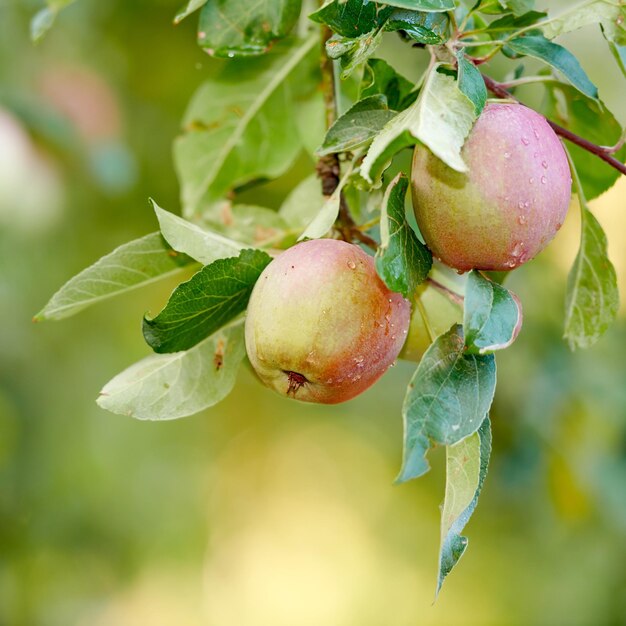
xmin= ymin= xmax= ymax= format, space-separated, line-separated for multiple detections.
xmin=411 ymin=102 xmax=572 ymax=271
xmin=245 ymin=239 xmax=411 ymax=403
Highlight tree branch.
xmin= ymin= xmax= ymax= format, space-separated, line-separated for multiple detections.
xmin=481 ymin=74 xmax=626 ymax=177
xmin=317 ymin=24 xmax=378 ymax=251
xmin=318 ymin=25 xmax=341 ymax=197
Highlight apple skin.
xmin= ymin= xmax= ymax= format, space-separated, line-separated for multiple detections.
xmin=245 ymin=239 xmax=411 ymax=404
xmin=411 ymin=103 xmax=572 ymax=272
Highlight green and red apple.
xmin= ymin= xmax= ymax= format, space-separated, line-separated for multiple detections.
xmin=411 ymin=103 xmax=572 ymax=271
xmin=245 ymin=239 xmax=411 ymax=403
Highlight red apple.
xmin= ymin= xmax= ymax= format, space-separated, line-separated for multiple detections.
xmin=411 ymin=103 xmax=572 ymax=271
xmin=245 ymin=239 xmax=411 ymax=403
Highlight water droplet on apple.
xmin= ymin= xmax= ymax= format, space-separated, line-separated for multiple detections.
xmin=518 ymin=215 xmax=527 ymax=225
xmin=347 ymin=260 xmax=356 ymax=269
xmin=511 ymin=242 xmax=525 ymax=257
xmin=529 ymin=177 xmax=534 ymax=184
xmin=521 ymin=137 xmax=530 ymax=145
xmin=542 ymin=160 xmax=548 ymax=169
xmin=504 ymin=151 xmax=511 ymax=159
xmin=541 ymin=176 xmax=547 ymax=185
xmin=518 ymin=201 xmax=525 ymax=209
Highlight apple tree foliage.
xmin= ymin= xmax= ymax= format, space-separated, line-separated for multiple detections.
xmin=35 ymin=0 xmax=625 ymax=593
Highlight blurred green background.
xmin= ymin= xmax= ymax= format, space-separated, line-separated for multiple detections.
xmin=1 ymin=1 xmax=625 ymax=624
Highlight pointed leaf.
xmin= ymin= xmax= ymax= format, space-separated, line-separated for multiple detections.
xmin=563 ymin=163 xmax=619 ymax=350
xmin=375 ymin=173 xmax=432 ymax=298
xmin=143 ymin=249 xmax=271 ymax=353
xmin=361 ymin=66 xmax=476 ymax=183
xmin=318 ymin=95 xmax=397 ymax=156
xmin=173 ymin=0 xmax=208 ymax=24
xmin=464 ymin=270 xmax=523 ymax=354
xmin=98 ymin=323 xmax=245 ymax=420
xmin=153 ymin=201 xmax=244 ymax=265
xmin=35 ymin=234 xmax=194 ymax=321
xmin=437 ymin=417 xmax=492 ymax=595
xmin=398 ymin=325 xmax=496 ymax=482
xmin=456 ymin=51 xmax=487 ymax=116
xmin=508 ymin=35 xmax=598 ymax=100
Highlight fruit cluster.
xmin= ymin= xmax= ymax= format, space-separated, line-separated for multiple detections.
xmin=245 ymin=103 xmax=572 ymax=403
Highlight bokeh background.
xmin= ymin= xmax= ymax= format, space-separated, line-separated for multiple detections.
xmin=1 ymin=1 xmax=625 ymax=624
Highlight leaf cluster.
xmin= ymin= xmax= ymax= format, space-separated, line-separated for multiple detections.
xmin=35 ymin=0 xmax=626 ymax=594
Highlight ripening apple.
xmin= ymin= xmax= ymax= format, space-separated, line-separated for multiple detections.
xmin=245 ymin=239 xmax=411 ymax=404
xmin=411 ymin=102 xmax=572 ymax=272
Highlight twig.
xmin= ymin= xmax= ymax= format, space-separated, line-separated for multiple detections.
xmin=318 ymin=25 xmax=341 ymax=197
xmin=481 ymin=74 xmax=626 ymax=177
xmin=426 ymin=278 xmax=464 ymax=307
xmin=317 ymin=23 xmax=378 ymax=250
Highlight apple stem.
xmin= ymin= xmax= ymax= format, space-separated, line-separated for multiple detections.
xmin=481 ymin=74 xmax=626 ymax=177
xmin=427 ymin=278 xmax=464 ymax=307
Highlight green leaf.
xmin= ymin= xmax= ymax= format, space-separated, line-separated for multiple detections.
xmin=607 ymin=40 xmax=626 ymax=77
xmin=456 ymin=51 xmax=487 ymax=116
xmin=360 ymin=58 xmax=417 ymax=111
xmin=541 ymin=1 xmax=626 ymax=45
xmin=97 ymin=323 xmax=246 ymax=420
xmin=197 ymin=0 xmax=302 ymax=57
xmin=173 ymin=0 xmax=208 ymax=24
xmin=375 ymin=173 xmax=432 ymax=298
xmin=361 ymin=66 xmax=476 ymax=183
xmin=504 ymin=0 xmax=535 ymax=15
xmin=298 ymin=153 xmax=362 ymax=239
xmin=310 ymin=0 xmax=390 ymax=37
xmin=385 ymin=9 xmax=450 ymax=44
xmin=143 ymin=249 xmax=271 ymax=353
xmin=542 ymin=82 xmax=625 ymax=200
xmin=485 ymin=10 xmax=546 ymax=36
xmin=437 ymin=417 xmax=492 ymax=596
xmin=153 ymin=201 xmax=244 ymax=265
xmin=381 ymin=0 xmax=454 ymax=11
xmin=464 ymin=271 xmax=522 ymax=354
xmin=563 ymin=163 xmax=619 ymax=350
xmin=279 ymin=175 xmax=326 ymax=230
xmin=318 ymin=95 xmax=397 ymax=156
xmin=327 ymin=29 xmax=385 ymax=79
xmin=206 ymin=205 xmax=289 ymax=247
xmin=398 ymin=325 xmax=496 ymax=482
xmin=175 ymin=36 xmax=315 ymax=217
xmin=507 ymin=35 xmax=598 ymax=100
xmin=35 ymin=234 xmax=194 ymax=322
xmin=30 ymin=0 xmax=77 ymax=42
xmin=475 ymin=0 xmax=535 ymax=15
